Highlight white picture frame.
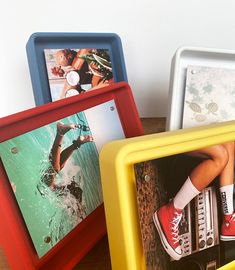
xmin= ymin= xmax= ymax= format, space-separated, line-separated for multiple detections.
xmin=166 ymin=46 xmax=235 ymax=131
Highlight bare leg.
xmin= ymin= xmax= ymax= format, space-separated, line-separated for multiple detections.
xmin=173 ymin=145 xmax=229 ymax=210
xmin=188 ymin=144 xmax=229 ymax=191
xmin=45 ymin=122 xmax=93 ymax=190
xmin=219 ymin=142 xmax=235 ymax=241
xmin=59 ymin=135 xmax=93 ymax=170
xmin=48 ymin=135 xmax=93 ymax=190
xmin=219 ymin=142 xmax=234 ymax=187
xmin=43 ymin=122 xmax=76 ymax=189
xmin=219 ymin=142 xmax=234 ymax=217
xmin=154 ymin=144 xmax=232 ymax=259
xmin=50 ymin=122 xmax=77 ymax=173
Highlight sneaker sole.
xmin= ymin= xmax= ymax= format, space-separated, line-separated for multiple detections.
xmin=153 ymin=212 xmax=182 ymax=261
xmin=220 ymin=235 xmax=235 ymax=241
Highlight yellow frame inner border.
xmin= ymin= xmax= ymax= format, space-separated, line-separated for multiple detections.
xmin=100 ymin=120 xmax=235 ymax=270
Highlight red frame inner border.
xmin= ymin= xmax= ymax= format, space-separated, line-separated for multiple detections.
xmin=0 ymin=82 xmax=144 ymax=270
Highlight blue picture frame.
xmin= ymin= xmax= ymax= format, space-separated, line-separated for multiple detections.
xmin=26 ymin=32 xmax=128 ymax=106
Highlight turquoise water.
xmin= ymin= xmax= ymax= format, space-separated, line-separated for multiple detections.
xmin=0 ymin=112 xmax=102 ymax=258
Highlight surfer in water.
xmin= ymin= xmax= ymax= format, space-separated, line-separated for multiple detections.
xmin=41 ymin=121 xmax=93 ymax=204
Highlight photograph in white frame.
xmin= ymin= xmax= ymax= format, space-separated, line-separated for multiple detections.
xmin=182 ymin=65 xmax=235 ymax=128
xmin=167 ymin=46 xmax=235 ymax=131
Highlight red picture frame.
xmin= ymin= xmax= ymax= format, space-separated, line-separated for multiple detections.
xmin=0 ymin=82 xmax=144 ymax=270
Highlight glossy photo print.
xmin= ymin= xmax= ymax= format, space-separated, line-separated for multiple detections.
xmin=183 ymin=65 xmax=235 ymax=129
xmin=135 ymin=147 xmax=222 ymax=270
xmin=44 ymin=48 xmax=113 ymax=101
xmin=0 ymin=100 xmax=124 ymax=258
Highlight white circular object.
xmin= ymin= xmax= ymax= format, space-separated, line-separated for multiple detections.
xmin=65 ymin=89 xmax=79 ymax=97
xmin=66 ymin=71 xmax=80 ymax=86
xmin=144 ymin=174 xmax=151 ymax=182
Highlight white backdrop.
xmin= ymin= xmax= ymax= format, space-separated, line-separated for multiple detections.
xmin=1 ymin=0 xmax=235 ymax=118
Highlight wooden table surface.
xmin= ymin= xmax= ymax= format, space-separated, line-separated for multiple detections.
xmin=73 ymin=118 xmax=166 ymax=270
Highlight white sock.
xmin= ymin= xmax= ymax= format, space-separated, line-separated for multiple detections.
xmin=173 ymin=176 xmax=200 ymax=210
xmin=220 ymin=184 xmax=234 ymax=215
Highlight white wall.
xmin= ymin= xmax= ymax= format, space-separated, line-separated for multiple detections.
xmin=1 ymin=0 xmax=235 ymax=118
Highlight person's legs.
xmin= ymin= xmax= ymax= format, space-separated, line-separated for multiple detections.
xmin=219 ymin=142 xmax=234 ymax=215
xmin=42 ymin=122 xmax=76 ymax=189
xmin=153 ymin=144 xmax=229 ymax=260
xmin=50 ymin=122 xmax=77 ymax=173
xmin=173 ymin=145 xmax=229 ymax=210
xmin=59 ymin=135 xmax=93 ymax=170
xmin=219 ymin=142 xmax=234 ymax=187
xmin=219 ymin=142 xmax=235 ymax=241
xmin=45 ymin=122 xmax=93 ymax=190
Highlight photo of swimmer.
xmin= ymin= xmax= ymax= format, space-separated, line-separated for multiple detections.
xmin=44 ymin=48 xmax=113 ymax=101
xmin=0 ymin=100 xmax=125 ymax=258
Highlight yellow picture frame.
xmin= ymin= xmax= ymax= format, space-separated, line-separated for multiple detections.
xmin=100 ymin=120 xmax=235 ymax=270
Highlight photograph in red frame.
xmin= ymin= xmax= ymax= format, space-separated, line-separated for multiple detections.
xmin=0 ymin=100 xmax=125 ymax=258
xmin=0 ymin=82 xmax=144 ymax=269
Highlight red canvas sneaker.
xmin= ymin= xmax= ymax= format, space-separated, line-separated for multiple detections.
xmin=153 ymin=202 xmax=183 ymax=260
xmin=221 ymin=213 xmax=235 ymax=241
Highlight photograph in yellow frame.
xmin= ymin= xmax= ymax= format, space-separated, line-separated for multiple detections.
xmin=135 ymin=151 xmax=222 ymax=269
xmin=100 ymin=121 xmax=235 ymax=270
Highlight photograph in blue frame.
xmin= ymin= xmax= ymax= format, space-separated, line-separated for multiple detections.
xmin=26 ymin=32 xmax=128 ymax=106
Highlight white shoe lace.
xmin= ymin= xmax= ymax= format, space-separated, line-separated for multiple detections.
xmin=230 ymin=213 xmax=235 ymax=222
xmin=170 ymin=212 xmax=182 ymax=244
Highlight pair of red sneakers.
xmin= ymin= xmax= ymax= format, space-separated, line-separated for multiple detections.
xmin=153 ymin=202 xmax=235 ymax=261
